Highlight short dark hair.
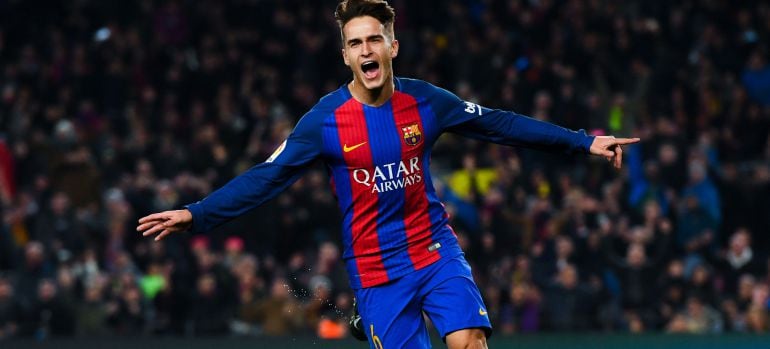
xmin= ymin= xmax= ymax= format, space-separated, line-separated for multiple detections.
xmin=335 ymin=0 xmax=396 ymax=41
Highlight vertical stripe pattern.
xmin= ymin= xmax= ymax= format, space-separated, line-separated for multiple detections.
xmin=391 ymin=91 xmax=440 ymax=269
xmin=321 ymin=114 xmax=360 ymax=281
xmin=416 ymin=97 xmax=452 ymax=253
xmin=320 ymin=79 xmax=465 ymax=289
xmin=335 ymin=99 xmax=389 ymax=287
xmin=363 ymin=103 xmax=409 ymax=277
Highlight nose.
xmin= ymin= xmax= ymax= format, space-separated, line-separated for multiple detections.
xmin=361 ymin=42 xmax=372 ymax=56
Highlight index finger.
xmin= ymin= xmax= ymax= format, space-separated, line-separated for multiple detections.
xmin=612 ymin=137 xmax=641 ymax=145
xmin=138 ymin=212 xmax=169 ymax=224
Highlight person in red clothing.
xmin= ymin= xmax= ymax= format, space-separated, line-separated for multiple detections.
xmin=137 ymin=1 xmax=638 ymax=347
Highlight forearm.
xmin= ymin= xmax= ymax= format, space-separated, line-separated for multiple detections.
xmin=448 ymin=109 xmax=595 ymax=154
xmin=185 ymin=162 xmax=305 ymax=233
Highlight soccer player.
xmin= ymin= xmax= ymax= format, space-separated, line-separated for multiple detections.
xmin=137 ymin=0 xmax=639 ymax=348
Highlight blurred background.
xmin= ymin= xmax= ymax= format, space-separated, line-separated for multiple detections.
xmin=0 ymin=0 xmax=769 ymax=348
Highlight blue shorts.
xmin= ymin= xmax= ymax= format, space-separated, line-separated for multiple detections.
xmin=354 ymin=255 xmax=492 ymax=349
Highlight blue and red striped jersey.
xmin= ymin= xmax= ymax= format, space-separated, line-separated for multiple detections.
xmin=186 ymin=77 xmax=595 ymax=289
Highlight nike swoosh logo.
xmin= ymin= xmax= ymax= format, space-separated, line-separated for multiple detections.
xmin=343 ymin=142 xmax=367 ymax=153
xmin=479 ymin=308 xmax=488 ymax=316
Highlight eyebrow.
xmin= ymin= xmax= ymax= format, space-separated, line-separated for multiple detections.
xmin=346 ymin=34 xmax=384 ymax=46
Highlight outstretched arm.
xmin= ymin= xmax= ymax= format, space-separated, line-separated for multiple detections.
xmin=430 ymin=85 xmax=639 ymax=168
xmin=137 ymin=111 xmax=324 ymax=241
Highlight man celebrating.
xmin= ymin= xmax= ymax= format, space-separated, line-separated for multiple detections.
xmin=137 ymin=1 xmax=639 ymax=347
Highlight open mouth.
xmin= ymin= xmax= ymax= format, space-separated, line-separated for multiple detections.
xmin=361 ymin=61 xmax=380 ymax=80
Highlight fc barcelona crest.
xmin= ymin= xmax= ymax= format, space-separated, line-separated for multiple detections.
xmin=402 ymin=124 xmax=422 ymax=146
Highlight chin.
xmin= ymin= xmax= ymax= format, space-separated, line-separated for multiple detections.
xmin=362 ymin=79 xmax=386 ymax=90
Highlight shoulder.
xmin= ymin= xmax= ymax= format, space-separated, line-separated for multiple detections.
xmin=314 ymin=86 xmax=352 ymax=113
xmin=397 ymin=77 xmax=460 ymax=104
xmin=298 ymin=86 xmax=351 ymax=126
xmin=397 ymin=77 xmax=441 ymax=96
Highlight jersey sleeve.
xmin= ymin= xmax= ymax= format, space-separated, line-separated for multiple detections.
xmin=428 ymin=84 xmax=594 ymax=154
xmin=184 ymin=111 xmax=325 ymax=233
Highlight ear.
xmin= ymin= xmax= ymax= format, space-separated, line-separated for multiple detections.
xmin=342 ymin=48 xmax=350 ymax=66
xmin=390 ymin=39 xmax=399 ymax=59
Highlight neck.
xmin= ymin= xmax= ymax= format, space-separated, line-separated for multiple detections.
xmin=348 ymin=76 xmax=394 ymax=107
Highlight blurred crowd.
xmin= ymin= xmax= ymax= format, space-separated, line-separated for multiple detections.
xmin=1 ymin=0 xmax=770 ymax=340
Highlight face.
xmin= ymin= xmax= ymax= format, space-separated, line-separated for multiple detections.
xmin=0 ymin=280 xmax=11 ymax=299
xmin=627 ymin=243 xmax=646 ymax=267
xmin=341 ymin=16 xmax=399 ymax=91
xmin=730 ymin=231 xmax=749 ymax=253
xmin=556 ymin=237 xmax=573 ymax=257
xmin=559 ymin=266 xmax=578 ymax=289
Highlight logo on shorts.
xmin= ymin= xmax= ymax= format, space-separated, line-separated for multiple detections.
xmin=479 ymin=308 xmax=488 ymax=316
xmin=402 ymin=124 xmax=422 ymax=146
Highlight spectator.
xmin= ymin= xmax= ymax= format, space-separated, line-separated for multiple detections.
xmin=13 ymin=242 xmax=53 ymax=310
xmin=657 ymin=259 xmax=686 ymax=327
xmin=676 ymin=195 xmax=717 ymax=274
xmin=304 ymin=275 xmax=335 ymax=333
xmin=504 ymin=281 xmax=540 ymax=333
xmin=150 ymin=260 xmax=188 ymax=335
xmin=686 ymin=264 xmax=719 ymax=308
xmin=21 ymin=279 xmax=76 ymax=338
xmin=107 ymin=281 xmax=145 ymax=336
xmin=667 ymin=296 xmax=723 ymax=334
xmin=231 ymin=271 xmax=264 ymax=337
xmin=626 ymin=145 xmax=670 ymax=218
xmin=223 ymin=236 xmax=245 ymax=269
xmin=602 ymin=227 xmax=671 ymax=329
xmin=542 ymin=264 xmax=597 ymax=331
xmin=741 ymin=51 xmax=770 ymax=106
xmin=255 ymin=278 xmax=304 ymax=336
xmin=681 ymin=158 xmax=721 ymax=227
xmin=746 ymin=284 xmax=769 ymax=333
xmin=313 ymin=242 xmax=348 ymax=294
xmin=721 ymin=298 xmax=748 ymax=333
xmin=0 ymin=277 xmax=20 ymax=339
xmin=75 ymin=281 xmax=110 ymax=336
xmin=707 ymin=228 xmax=767 ymax=297
xmin=191 ymin=273 xmax=230 ymax=335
